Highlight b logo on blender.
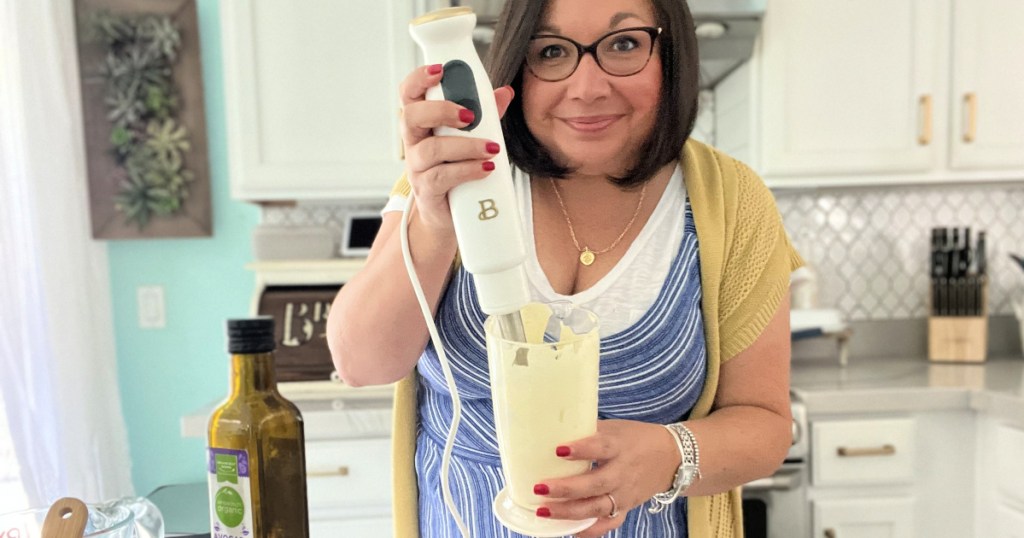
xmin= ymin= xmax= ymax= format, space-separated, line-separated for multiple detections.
xmin=478 ymin=199 xmax=499 ymax=220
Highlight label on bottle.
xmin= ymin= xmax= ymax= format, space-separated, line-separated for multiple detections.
xmin=208 ymin=447 xmax=254 ymax=538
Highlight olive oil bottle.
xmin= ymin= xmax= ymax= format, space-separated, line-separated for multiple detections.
xmin=207 ymin=318 xmax=309 ymax=538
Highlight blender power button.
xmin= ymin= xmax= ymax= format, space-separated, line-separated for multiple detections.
xmin=440 ymin=60 xmax=482 ymax=131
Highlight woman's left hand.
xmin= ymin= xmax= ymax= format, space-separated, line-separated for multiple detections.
xmin=533 ymin=419 xmax=682 ymax=537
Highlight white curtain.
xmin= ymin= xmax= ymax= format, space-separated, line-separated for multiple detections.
xmin=0 ymin=0 xmax=134 ymax=507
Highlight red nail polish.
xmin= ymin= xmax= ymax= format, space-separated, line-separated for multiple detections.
xmin=482 ymin=161 xmax=495 ymax=172
xmin=536 ymin=507 xmax=551 ymax=518
xmin=486 ymin=142 xmax=501 ymax=154
xmin=459 ymin=109 xmax=475 ymax=124
xmin=427 ymin=64 xmax=442 ymax=75
xmin=534 ymin=483 xmax=550 ymax=495
xmin=556 ymin=446 xmax=571 ymax=457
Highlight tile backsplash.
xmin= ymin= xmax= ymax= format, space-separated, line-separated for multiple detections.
xmin=776 ymin=184 xmax=1024 ymax=320
xmin=261 ymin=90 xmax=1024 ymax=322
xmin=262 ymin=182 xmax=1024 ymax=322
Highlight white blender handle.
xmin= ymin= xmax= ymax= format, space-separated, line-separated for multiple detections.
xmin=409 ymin=8 xmax=530 ymax=317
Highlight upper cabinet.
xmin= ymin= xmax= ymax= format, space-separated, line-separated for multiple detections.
xmin=716 ymin=0 xmax=1024 ymax=187
xmin=221 ymin=1 xmax=417 ymax=201
xmin=948 ymin=0 xmax=1024 ymax=170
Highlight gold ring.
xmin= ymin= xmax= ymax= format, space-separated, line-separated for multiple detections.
xmin=606 ymin=492 xmax=619 ymax=518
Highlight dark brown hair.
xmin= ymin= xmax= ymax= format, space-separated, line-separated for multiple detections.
xmin=486 ymin=0 xmax=700 ymax=189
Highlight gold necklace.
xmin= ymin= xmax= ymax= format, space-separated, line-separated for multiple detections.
xmin=549 ymin=179 xmax=647 ymax=266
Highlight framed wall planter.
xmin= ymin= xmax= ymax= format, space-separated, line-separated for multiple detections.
xmin=74 ymin=0 xmax=212 ymax=239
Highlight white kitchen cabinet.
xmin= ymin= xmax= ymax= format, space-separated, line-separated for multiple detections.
xmin=811 ymin=418 xmax=915 ymax=487
xmin=807 ymin=411 xmax=974 ymax=538
xmin=302 ymin=421 xmax=394 ymax=537
xmin=975 ymin=416 xmax=1024 ymax=538
xmin=814 ymin=497 xmax=914 ymax=538
xmin=221 ymin=1 xmax=417 ymax=201
xmin=948 ymin=0 xmax=1024 ymax=170
xmin=717 ymin=0 xmax=1024 ymax=187
xmin=756 ymin=0 xmax=940 ymax=179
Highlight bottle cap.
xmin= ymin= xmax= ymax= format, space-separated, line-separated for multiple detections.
xmin=473 ymin=265 xmax=530 ymax=316
xmin=227 ymin=317 xmax=276 ymax=354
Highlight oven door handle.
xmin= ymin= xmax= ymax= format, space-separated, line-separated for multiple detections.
xmin=743 ymin=468 xmax=801 ymax=492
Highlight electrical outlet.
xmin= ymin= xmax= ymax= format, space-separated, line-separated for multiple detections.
xmin=137 ymin=285 xmax=166 ymax=329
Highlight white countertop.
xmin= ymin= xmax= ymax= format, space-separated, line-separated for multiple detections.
xmin=790 ymin=357 xmax=1024 ymax=426
xmin=181 ymin=387 xmax=394 ymax=440
xmin=182 ymin=358 xmax=1024 ymax=439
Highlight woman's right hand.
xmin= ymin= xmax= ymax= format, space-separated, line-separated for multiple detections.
xmin=398 ymin=63 xmax=515 ymax=234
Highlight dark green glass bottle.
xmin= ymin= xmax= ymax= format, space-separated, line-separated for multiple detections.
xmin=207 ymin=317 xmax=309 ymax=538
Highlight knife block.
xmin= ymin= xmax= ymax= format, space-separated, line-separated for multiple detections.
xmin=928 ymin=280 xmax=988 ymax=363
xmin=928 ymin=316 xmax=987 ymax=362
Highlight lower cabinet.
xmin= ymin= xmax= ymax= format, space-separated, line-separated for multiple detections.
xmin=814 ymin=497 xmax=914 ymax=538
xmin=305 ymin=432 xmax=394 ymax=537
xmin=976 ymin=417 xmax=1024 ymax=538
xmin=808 ymin=411 xmax=974 ymax=538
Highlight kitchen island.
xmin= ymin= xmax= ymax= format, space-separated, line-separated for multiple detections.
xmin=790 ymin=356 xmax=1024 ymax=538
xmin=791 ymin=356 xmax=1024 ymax=428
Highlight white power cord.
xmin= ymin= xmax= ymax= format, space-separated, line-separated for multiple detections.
xmin=399 ymin=193 xmax=472 ymax=538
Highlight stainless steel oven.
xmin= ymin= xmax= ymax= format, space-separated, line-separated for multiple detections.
xmin=742 ymin=399 xmax=809 ymax=538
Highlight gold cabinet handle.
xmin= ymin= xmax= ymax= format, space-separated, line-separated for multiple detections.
xmin=836 ymin=444 xmax=896 ymax=457
xmin=307 ymin=465 xmax=350 ymax=477
xmin=825 ymin=530 xmax=837 ymax=538
xmin=963 ymin=92 xmax=977 ymax=143
xmin=918 ymin=94 xmax=932 ymax=145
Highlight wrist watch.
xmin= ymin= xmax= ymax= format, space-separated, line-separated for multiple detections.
xmin=648 ymin=423 xmax=701 ymax=513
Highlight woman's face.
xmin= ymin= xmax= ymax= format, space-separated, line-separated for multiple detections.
xmin=521 ymin=0 xmax=662 ymax=177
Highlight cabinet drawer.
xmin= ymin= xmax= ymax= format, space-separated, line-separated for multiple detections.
xmin=812 ymin=418 xmax=914 ymax=486
xmin=994 ymin=424 xmax=1024 ymax=507
xmin=306 ymin=437 xmax=392 ymax=510
xmin=813 ymin=497 xmax=914 ymax=538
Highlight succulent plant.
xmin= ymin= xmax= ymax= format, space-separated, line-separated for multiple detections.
xmin=105 ymin=85 xmax=146 ymax=129
xmin=143 ymin=84 xmax=177 ymax=118
xmin=137 ymin=15 xmax=181 ymax=61
xmin=145 ymin=118 xmax=190 ymax=170
xmin=84 ymin=10 xmax=135 ymax=46
xmin=88 ymin=9 xmax=194 ymax=230
xmin=114 ymin=171 xmax=175 ymax=229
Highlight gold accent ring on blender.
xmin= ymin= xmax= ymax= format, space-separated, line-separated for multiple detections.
xmin=411 ymin=6 xmax=473 ymax=26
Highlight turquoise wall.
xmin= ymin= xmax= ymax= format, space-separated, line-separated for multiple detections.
xmin=108 ymin=0 xmax=259 ymax=496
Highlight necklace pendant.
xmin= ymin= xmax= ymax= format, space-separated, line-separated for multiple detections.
xmin=579 ymin=248 xmax=596 ymax=266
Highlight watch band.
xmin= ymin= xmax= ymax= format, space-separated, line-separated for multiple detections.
xmin=648 ymin=422 xmax=701 ymax=513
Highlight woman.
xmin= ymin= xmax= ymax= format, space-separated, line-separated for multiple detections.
xmin=328 ymin=0 xmax=802 ymax=536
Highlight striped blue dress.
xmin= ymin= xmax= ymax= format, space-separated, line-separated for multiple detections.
xmin=415 ymin=201 xmax=707 ymax=537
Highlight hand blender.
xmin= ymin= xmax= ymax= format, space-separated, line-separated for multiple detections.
xmin=409 ymin=7 xmax=529 ymax=341
xmin=409 ymin=9 xmax=599 ymax=537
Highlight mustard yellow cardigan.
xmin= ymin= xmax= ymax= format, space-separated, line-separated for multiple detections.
xmin=389 ymin=139 xmax=803 ymax=537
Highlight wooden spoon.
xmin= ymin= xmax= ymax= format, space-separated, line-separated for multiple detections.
xmin=40 ymin=497 xmax=88 ymax=538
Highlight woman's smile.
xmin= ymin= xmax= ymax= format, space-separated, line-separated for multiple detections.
xmin=560 ymin=114 xmax=623 ymax=133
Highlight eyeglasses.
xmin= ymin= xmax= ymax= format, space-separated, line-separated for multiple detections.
xmin=526 ymin=26 xmax=662 ymax=82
